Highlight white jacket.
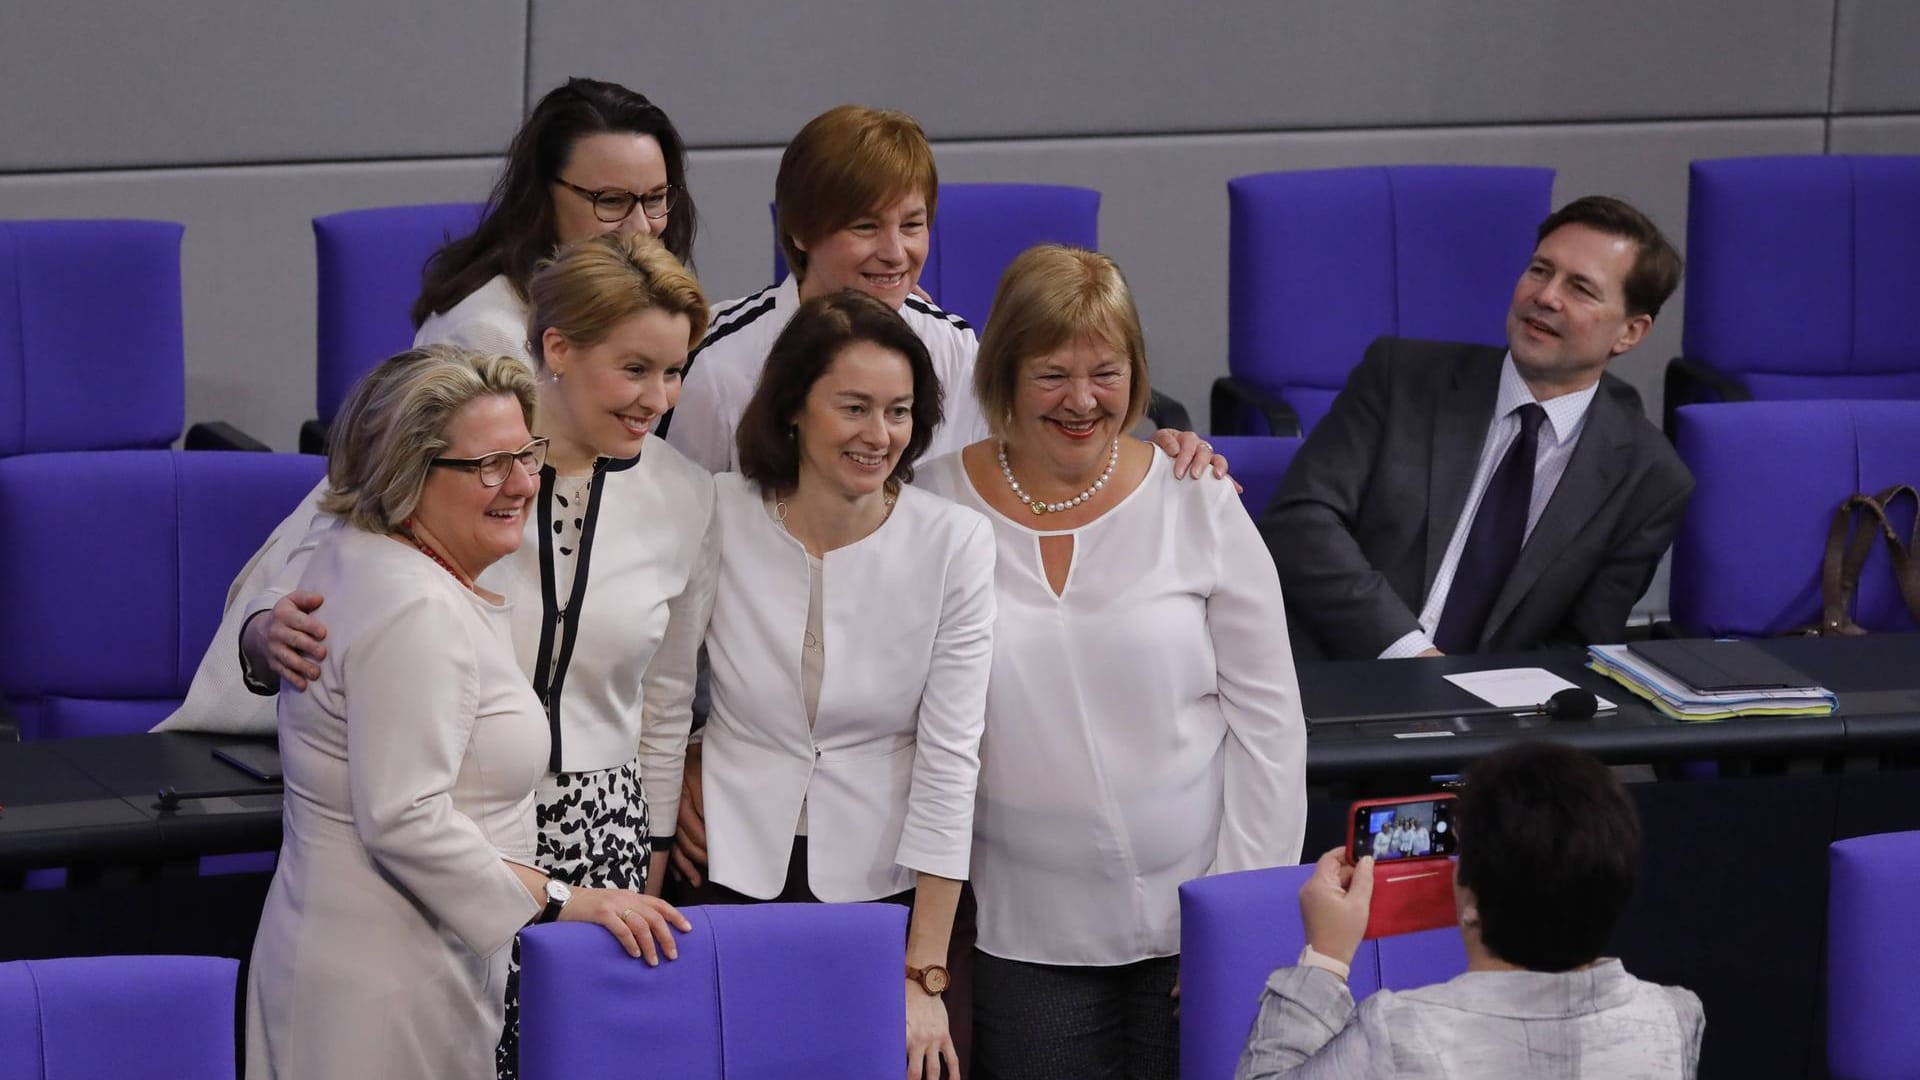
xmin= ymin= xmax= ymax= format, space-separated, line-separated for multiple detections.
xmin=701 ymin=474 xmax=995 ymax=902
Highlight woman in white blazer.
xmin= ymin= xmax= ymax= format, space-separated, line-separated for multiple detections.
xmin=692 ymin=289 xmax=995 ymax=1080
xmin=236 ymin=233 xmax=713 ymax=1079
xmin=915 ymin=246 xmax=1308 ymax=1080
xmin=245 ymin=347 xmax=682 ymax=1080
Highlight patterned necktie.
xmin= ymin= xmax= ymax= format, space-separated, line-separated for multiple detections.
xmin=1433 ymin=403 xmax=1548 ymax=654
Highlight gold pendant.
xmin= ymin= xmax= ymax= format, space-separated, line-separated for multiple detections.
xmin=1030 ymin=500 xmax=1047 ymax=516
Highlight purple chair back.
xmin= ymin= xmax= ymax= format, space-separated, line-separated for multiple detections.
xmin=1685 ymin=156 xmax=1920 ymax=401
xmin=772 ymin=183 xmax=1101 ymax=328
xmin=1226 ymin=166 xmax=1553 ymax=433
xmin=1671 ymin=401 xmax=1920 ymax=637
xmin=0 ymin=220 xmax=185 ymax=455
xmin=1828 ymin=831 xmax=1920 ymax=1079
xmin=1179 ymin=864 xmax=1467 ymax=1080
xmin=0 ymin=450 xmax=325 ymax=739
xmin=519 ymin=903 xmax=907 ymax=1080
xmin=0 ymin=955 xmax=236 ymax=1079
xmin=1206 ymin=435 xmax=1302 ymax=519
xmin=313 ymin=202 xmax=485 ymax=424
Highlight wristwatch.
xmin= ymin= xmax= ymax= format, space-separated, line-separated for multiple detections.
xmin=906 ymin=963 xmax=950 ymax=995
xmin=535 ymin=877 xmax=572 ymax=925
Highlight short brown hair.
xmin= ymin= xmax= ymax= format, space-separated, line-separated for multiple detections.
xmin=974 ymin=245 xmax=1151 ymax=440
xmin=736 ymin=290 xmax=943 ymax=491
xmin=527 ymin=232 xmax=710 ymax=363
xmin=775 ymin=105 xmax=939 ymax=282
xmin=320 ymin=345 xmax=537 ymax=533
xmin=1536 ymin=195 xmax=1684 ymax=320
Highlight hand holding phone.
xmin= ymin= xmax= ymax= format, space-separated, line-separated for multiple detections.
xmin=1347 ymin=793 xmax=1459 ymax=940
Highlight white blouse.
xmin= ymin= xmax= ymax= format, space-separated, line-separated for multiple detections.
xmin=412 ymin=273 xmax=533 ymax=366
xmin=700 ymin=473 xmax=996 ymax=902
xmin=916 ymin=449 xmax=1308 ymax=965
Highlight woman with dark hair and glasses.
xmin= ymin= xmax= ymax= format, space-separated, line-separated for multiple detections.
xmin=410 ymin=76 xmax=698 ymax=367
xmin=1238 ymin=741 xmax=1703 ymax=1078
xmin=696 ymin=289 xmax=995 ymax=1080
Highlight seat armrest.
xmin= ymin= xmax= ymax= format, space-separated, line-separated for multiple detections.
xmin=1211 ymin=376 xmax=1303 ymax=437
xmin=1662 ymin=356 xmax=1751 ymax=439
xmin=184 ymin=422 xmax=271 ymax=452
xmin=1147 ymin=389 xmax=1193 ymax=433
xmin=299 ymin=418 xmax=331 ymax=456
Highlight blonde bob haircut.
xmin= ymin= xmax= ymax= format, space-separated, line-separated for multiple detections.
xmin=319 ymin=344 xmax=538 ymax=533
xmin=974 ymin=245 xmax=1151 ymax=440
xmin=775 ymin=104 xmax=938 ymax=282
xmin=527 ymin=232 xmax=710 ymax=363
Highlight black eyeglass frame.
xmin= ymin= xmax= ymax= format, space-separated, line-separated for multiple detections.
xmin=554 ymin=178 xmax=677 ymax=223
xmin=429 ymin=438 xmax=550 ymax=487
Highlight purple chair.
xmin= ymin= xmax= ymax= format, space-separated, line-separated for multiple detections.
xmin=1218 ymin=165 xmax=1554 ymax=437
xmin=309 ymin=202 xmax=485 ymax=452
xmin=0 ymin=955 xmax=236 ymax=1079
xmin=1207 ymin=435 xmax=1302 ymax=520
xmin=0 ymin=220 xmax=185 ymax=456
xmin=1829 ymin=831 xmax=1920 ymax=1080
xmin=1666 ymin=156 xmax=1920 ymax=434
xmin=772 ymin=182 xmax=1101 ymax=330
xmin=1670 ymin=400 xmax=1920 ymax=637
xmin=0 ymin=450 xmax=324 ymax=739
xmin=519 ymin=903 xmax=906 ymax=1080
xmin=1179 ymin=864 xmax=1467 ymax=1080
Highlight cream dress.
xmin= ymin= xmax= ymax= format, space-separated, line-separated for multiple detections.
xmin=244 ymin=527 xmax=547 ymax=1080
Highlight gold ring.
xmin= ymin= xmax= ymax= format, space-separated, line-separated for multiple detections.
xmin=620 ymin=908 xmax=635 ymax=919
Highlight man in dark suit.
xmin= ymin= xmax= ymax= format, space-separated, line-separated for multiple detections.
xmin=1262 ymin=195 xmax=1692 ymax=660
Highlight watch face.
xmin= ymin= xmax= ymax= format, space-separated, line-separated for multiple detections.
xmin=547 ymin=878 xmax=572 ymax=903
xmin=923 ymin=967 xmax=950 ymax=993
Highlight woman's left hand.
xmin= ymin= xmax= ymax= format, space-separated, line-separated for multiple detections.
xmin=906 ymin=986 xmax=960 ymax=1080
xmin=1151 ymin=429 xmax=1237 ymax=488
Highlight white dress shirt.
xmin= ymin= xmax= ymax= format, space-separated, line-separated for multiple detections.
xmin=664 ymin=277 xmax=989 ymax=474
xmin=701 ymin=474 xmax=996 ymax=902
xmin=1381 ymin=355 xmax=1600 ymax=659
xmin=916 ymin=450 xmax=1308 ymax=965
xmin=412 ymin=274 xmax=533 ymax=366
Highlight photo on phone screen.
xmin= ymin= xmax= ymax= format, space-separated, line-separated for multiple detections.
xmin=1350 ymin=797 xmax=1457 ymax=862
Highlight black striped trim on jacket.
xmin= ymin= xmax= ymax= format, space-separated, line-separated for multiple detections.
xmin=657 ymin=286 xmax=780 ymax=439
xmin=904 ymin=295 xmax=971 ymax=331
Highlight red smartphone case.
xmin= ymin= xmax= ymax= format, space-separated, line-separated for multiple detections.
xmin=1347 ymin=794 xmax=1459 ymax=939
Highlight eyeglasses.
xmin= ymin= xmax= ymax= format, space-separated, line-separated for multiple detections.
xmin=555 ymin=178 xmax=677 ymax=223
xmin=430 ymin=438 xmax=549 ymax=487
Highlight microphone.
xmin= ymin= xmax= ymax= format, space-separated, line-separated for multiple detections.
xmin=1536 ymin=688 xmax=1599 ymax=720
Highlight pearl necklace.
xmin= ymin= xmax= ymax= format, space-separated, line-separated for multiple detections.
xmin=998 ymin=438 xmax=1118 ymax=516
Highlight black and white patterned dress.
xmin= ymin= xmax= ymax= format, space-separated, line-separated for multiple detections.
xmin=496 ymin=473 xmax=654 ymax=1080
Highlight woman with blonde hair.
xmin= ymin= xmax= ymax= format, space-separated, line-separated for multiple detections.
xmin=916 ymin=245 xmax=1308 ymax=1080
xmin=244 ymin=346 xmax=680 ymax=1080
xmin=230 ymin=231 xmax=718 ymax=1078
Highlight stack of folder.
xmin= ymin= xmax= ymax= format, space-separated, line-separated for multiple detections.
xmin=1586 ymin=640 xmax=1837 ymax=722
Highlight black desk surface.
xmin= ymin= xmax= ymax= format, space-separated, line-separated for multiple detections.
xmin=1302 ymin=633 xmax=1920 ymax=778
xmin=0 ymin=732 xmax=280 ymax=870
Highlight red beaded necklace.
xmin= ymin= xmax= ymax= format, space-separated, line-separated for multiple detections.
xmin=397 ymin=517 xmax=475 ymax=592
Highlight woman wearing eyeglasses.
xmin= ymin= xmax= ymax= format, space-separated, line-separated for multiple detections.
xmin=410 ymin=76 xmax=696 ymax=367
xmin=243 ymin=346 xmax=688 ymax=1080
xmin=220 ymin=234 xmax=717 ymax=1079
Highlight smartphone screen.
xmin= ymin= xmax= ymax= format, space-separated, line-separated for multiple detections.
xmin=1350 ymin=796 xmax=1457 ymax=863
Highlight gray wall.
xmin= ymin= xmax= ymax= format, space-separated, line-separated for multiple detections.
xmin=2 ymin=0 xmax=1916 ymax=451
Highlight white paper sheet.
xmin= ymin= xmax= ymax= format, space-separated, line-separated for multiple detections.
xmin=1443 ymin=667 xmax=1616 ymax=712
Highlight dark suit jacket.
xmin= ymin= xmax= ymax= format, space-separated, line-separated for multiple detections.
xmin=1259 ymin=337 xmax=1695 ymax=660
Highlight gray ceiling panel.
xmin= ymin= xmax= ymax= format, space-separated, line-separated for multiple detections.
xmin=1832 ymin=2 xmax=1920 ymax=113
xmin=532 ymin=0 xmax=1834 ymax=146
xmin=0 ymin=1 xmax=527 ymax=172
